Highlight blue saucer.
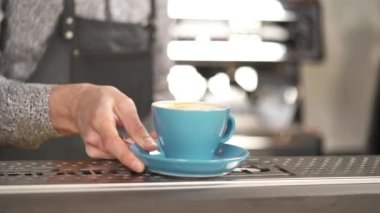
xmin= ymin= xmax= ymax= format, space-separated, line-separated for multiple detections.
xmin=130 ymin=143 xmax=249 ymax=178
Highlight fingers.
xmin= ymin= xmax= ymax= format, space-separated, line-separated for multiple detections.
xmin=82 ymin=131 xmax=114 ymax=159
xmin=150 ymin=130 xmax=158 ymax=140
xmin=122 ymin=136 xmax=135 ymax=145
xmin=85 ymin=145 xmax=115 ymax=159
xmin=94 ymin=116 xmax=145 ymax=172
xmin=115 ymin=98 xmax=157 ymax=151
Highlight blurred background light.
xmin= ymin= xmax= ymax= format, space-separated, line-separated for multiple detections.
xmin=207 ymin=72 xmax=231 ymax=100
xmin=234 ymin=66 xmax=258 ymax=92
xmin=167 ymin=40 xmax=286 ymax=62
xmin=167 ymin=0 xmax=295 ymax=21
xmin=283 ymin=86 xmax=298 ymax=105
xmin=166 ymin=65 xmax=207 ymax=101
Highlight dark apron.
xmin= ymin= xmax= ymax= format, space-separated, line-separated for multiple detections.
xmin=0 ymin=0 xmax=154 ymax=160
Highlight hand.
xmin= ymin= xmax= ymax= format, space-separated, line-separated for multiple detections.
xmin=49 ymin=83 xmax=157 ymax=172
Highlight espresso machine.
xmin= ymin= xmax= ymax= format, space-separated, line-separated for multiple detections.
xmin=1 ymin=1 xmax=379 ymax=212
xmin=160 ymin=0 xmax=324 ymax=155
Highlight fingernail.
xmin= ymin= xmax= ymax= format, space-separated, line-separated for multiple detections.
xmin=131 ymin=161 xmax=144 ymax=172
xmin=145 ymin=137 xmax=157 ymax=147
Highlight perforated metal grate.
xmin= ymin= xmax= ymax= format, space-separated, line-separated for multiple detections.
xmin=0 ymin=160 xmax=146 ymax=185
xmin=0 ymin=159 xmax=288 ymax=185
xmin=269 ymin=156 xmax=380 ymax=177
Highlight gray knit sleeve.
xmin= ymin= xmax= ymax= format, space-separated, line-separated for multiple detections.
xmin=0 ymin=76 xmax=60 ymax=148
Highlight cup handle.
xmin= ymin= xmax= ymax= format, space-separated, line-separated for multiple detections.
xmin=220 ymin=115 xmax=236 ymax=143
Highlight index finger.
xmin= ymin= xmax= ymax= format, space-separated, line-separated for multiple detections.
xmin=115 ymin=98 xmax=157 ymax=151
xmin=94 ymin=116 xmax=145 ymax=172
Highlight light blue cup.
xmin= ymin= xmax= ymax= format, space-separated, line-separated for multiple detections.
xmin=152 ymin=101 xmax=236 ymax=160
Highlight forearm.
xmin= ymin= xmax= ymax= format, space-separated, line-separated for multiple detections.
xmin=0 ymin=76 xmax=59 ymax=148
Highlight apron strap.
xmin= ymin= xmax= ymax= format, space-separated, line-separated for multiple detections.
xmin=105 ymin=0 xmax=112 ymax=21
xmin=0 ymin=0 xmax=9 ymax=51
xmin=148 ymin=0 xmax=155 ymax=28
xmin=62 ymin=0 xmax=76 ymax=41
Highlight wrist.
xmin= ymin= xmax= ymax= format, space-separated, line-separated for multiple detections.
xmin=49 ymin=84 xmax=90 ymax=135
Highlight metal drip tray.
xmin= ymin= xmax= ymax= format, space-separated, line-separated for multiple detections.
xmin=1 ymin=156 xmax=380 ymax=213
xmin=0 ymin=156 xmax=379 ymax=189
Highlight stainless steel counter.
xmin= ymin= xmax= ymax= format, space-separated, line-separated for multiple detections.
xmin=1 ymin=156 xmax=380 ymax=212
